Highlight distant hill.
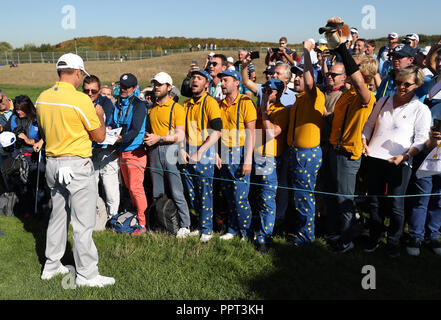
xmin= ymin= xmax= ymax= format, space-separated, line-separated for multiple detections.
xmin=7 ymin=34 xmax=441 ymax=53
xmin=31 ymin=36 xmax=280 ymax=52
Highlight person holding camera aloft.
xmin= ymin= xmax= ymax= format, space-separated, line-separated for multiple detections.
xmin=265 ymin=37 xmax=296 ymax=66
xmin=110 ymin=73 xmax=148 ymax=236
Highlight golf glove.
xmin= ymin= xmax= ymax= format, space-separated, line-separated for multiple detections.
xmin=57 ymin=167 xmax=76 ymax=185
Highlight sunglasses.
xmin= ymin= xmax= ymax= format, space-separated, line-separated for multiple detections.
xmin=83 ymin=89 xmax=99 ymax=94
xmin=326 ymin=72 xmax=345 ymax=78
xmin=209 ymin=62 xmax=218 ymax=67
xmin=395 ymin=80 xmax=415 ymax=88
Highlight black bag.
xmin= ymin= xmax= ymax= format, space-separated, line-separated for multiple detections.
xmin=0 ymin=192 xmax=18 ymax=217
xmin=147 ymin=194 xmax=179 ymax=235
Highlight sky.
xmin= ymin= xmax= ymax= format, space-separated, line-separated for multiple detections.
xmin=1 ymin=0 xmax=441 ymax=48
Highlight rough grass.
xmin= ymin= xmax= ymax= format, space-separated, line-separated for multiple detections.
xmin=2 ymin=215 xmax=441 ymax=300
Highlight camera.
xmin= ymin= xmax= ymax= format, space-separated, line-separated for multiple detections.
xmin=272 ymin=48 xmax=280 ymax=53
xmin=250 ymin=51 xmax=260 ymax=59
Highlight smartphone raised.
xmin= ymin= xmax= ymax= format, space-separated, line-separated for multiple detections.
xmin=434 ymin=118 xmax=441 ymax=133
xmin=250 ymin=51 xmax=260 ymax=59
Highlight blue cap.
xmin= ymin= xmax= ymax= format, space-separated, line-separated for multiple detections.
xmin=263 ymin=66 xmax=275 ymax=74
xmin=392 ymin=44 xmax=416 ymax=58
xmin=120 ymin=73 xmax=138 ymax=87
xmin=263 ymin=79 xmax=285 ymax=92
xmin=217 ymin=69 xmax=242 ymax=82
xmin=191 ymin=70 xmax=212 ymax=83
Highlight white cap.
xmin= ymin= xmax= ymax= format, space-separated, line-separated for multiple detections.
xmin=151 ymin=72 xmax=173 ymax=86
xmin=208 ymin=52 xmax=215 ymax=57
xmin=350 ymin=28 xmax=359 ymax=34
xmin=227 ymin=57 xmax=234 ymax=63
xmin=388 ymin=32 xmax=399 ymax=39
xmin=0 ymin=131 xmax=16 ymax=148
xmin=56 ymin=53 xmax=89 ymax=76
xmin=419 ymin=46 xmax=431 ymax=56
xmin=318 ymin=38 xmax=327 ymax=45
xmin=405 ymin=33 xmax=419 ymax=42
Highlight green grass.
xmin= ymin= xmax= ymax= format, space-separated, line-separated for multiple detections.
xmin=0 ymin=84 xmax=50 ymax=103
xmin=2 ymin=215 xmax=441 ymax=300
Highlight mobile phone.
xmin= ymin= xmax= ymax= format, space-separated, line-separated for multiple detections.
xmin=191 ymin=60 xmax=198 ymax=66
xmin=250 ymin=51 xmax=260 ymax=59
xmin=434 ymin=119 xmax=441 ymax=133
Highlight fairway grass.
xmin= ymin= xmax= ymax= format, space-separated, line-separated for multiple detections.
xmin=2 ymin=215 xmax=441 ymax=300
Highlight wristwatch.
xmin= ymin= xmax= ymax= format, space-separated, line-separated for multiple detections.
xmin=159 ymin=137 xmax=164 ymax=144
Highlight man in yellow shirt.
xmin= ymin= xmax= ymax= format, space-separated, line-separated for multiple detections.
xmin=217 ymin=70 xmax=257 ymax=241
xmin=180 ymin=70 xmax=222 ymax=242
xmin=286 ymin=41 xmax=325 ymax=245
xmin=144 ymin=72 xmax=191 ymax=238
xmin=252 ymin=78 xmax=289 ymax=253
xmin=36 ymin=53 xmax=115 ymax=287
xmin=326 ymin=51 xmax=377 ymax=252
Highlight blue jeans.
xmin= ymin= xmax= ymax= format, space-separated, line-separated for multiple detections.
xmin=327 ymin=148 xmax=362 ymax=244
xmin=181 ymin=146 xmax=216 ymax=235
xmin=289 ymin=145 xmax=322 ymax=244
xmin=251 ymin=155 xmax=278 ymax=244
xmin=220 ymin=146 xmax=252 ymax=238
xmin=407 ymin=153 xmax=441 ymax=242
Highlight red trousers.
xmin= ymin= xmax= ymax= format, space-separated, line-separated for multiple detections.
xmin=119 ymin=149 xmax=148 ymax=226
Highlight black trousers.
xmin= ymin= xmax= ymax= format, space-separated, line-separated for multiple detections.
xmin=366 ymin=157 xmax=412 ymax=245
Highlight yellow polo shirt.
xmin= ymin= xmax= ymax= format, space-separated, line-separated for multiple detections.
xmin=329 ymin=88 xmax=376 ymax=159
xmin=256 ymin=103 xmax=289 ymax=157
xmin=36 ymin=82 xmax=101 ymax=158
xmin=149 ymin=98 xmax=185 ymax=137
xmin=219 ymin=93 xmax=257 ymax=147
xmin=183 ymin=93 xmax=221 ymax=146
xmin=287 ymin=88 xmax=325 ymax=148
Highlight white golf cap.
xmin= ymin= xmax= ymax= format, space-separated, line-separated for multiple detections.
xmin=208 ymin=52 xmax=215 ymax=57
xmin=350 ymin=27 xmax=359 ymax=34
xmin=227 ymin=57 xmax=234 ymax=63
xmin=56 ymin=53 xmax=89 ymax=76
xmin=388 ymin=32 xmax=399 ymax=39
xmin=0 ymin=131 xmax=16 ymax=148
xmin=151 ymin=72 xmax=173 ymax=86
xmin=405 ymin=33 xmax=419 ymax=42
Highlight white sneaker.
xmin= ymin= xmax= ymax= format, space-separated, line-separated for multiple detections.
xmin=189 ymin=230 xmax=201 ymax=237
xmin=200 ymin=234 xmax=213 ymax=243
xmin=76 ymin=274 xmax=115 ymax=288
xmin=220 ymin=233 xmax=235 ymax=240
xmin=41 ymin=264 xmax=75 ymax=280
xmin=176 ymin=227 xmax=190 ymax=238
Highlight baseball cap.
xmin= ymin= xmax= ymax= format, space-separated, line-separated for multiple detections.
xmin=319 ymin=20 xmax=344 ymax=34
xmin=263 ymin=66 xmax=275 ymax=75
xmin=151 ymin=72 xmax=173 ymax=86
xmin=56 ymin=53 xmax=89 ymax=76
xmin=318 ymin=38 xmax=327 ymax=45
xmin=227 ymin=57 xmax=234 ymax=64
xmin=263 ymin=79 xmax=285 ymax=92
xmin=0 ymin=131 xmax=16 ymax=148
xmin=119 ymin=73 xmax=138 ymax=88
xmin=217 ymin=69 xmax=242 ymax=82
xmin=392 ymin=44 xmax=416 ymax=58
xmin=388 ymin=32 xmax=399 ymax=39
xmin=291 ymin=64 xmax=304 ymax=75
xmin=405 ymin=33 xmax=419 ymax=42
xmin=191 ymin=70 xmax=212 ymax=83
xmin=208 ymin=52 xmax=215 ymax=57
xmin=350 ymin=27 xmax=359 ymax=34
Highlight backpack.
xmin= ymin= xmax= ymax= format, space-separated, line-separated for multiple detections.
xmin=0 ymin=192 xmax=18 ymax=217
xmin=109 ymin=211 xmax=138 ymax=233
xmin=147 ymin=194 xmax=179 ymax=235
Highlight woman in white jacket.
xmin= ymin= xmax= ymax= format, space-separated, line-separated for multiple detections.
xmin=362 ymin=65 xmax=432 ymax=257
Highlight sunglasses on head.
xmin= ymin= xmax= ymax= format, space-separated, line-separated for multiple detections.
xmin=395 ymin=80 xmax=415 ymax=88
xmin=326 ymin=72 xmax=345 ymax=78
xmin=83 ymin=89 xmax=99 ymax=94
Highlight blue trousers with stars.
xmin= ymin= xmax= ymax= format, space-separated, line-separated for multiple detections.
xmin=182 ymin=146 xmax=216 ymax=236
xmin=251 ymin=156 xmax=278 ymax=244
xmin=289 ymin=145 xmax=322 ymax=245
xmin=220 ymin=146 xmax=252 ymax=238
